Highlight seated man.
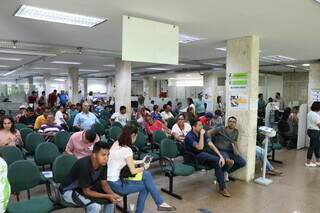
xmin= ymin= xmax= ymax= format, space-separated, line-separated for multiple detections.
xmin=19 ymin=107 xmax=37 ymax=129
xmin=184 ymin=119 xmax=231 ymax=197
xmin=37 ymin=113 xmax=63 ymax=141
xmin=65 ymin=129 xmax=100 ymax=159
xmin=199 ymin=112 xmax=214 ymax=127
xmin=34 ymin=106 xmax=50 ymax=130
xmin=73 ymin=102 xmax=99 ymax=131
xmin=61 ymin=142 xmax=121 ymax=213
xmin=171 ymin=114 xmax=191 ymax=154
xmin=208 ymin=116 xmax=246 ymax=179
xmin=110 ymin=106 xmax=129 ymax=127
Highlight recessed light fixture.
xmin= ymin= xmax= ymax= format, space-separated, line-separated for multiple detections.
xmin=286 ymin=65 xmax=297 ymax=68
xmin=14 ymin=5 xmax=108 ymax=27
xmin=152 ymin=76 xmax=156 ymax=79
xmin=32 ymin=67 xmax=57 ymax=70
xmin=186 ymin=74 xmax=191 ymax=77
xmin=79 ymin=69 xmax=100 ymax=72
xmin=262 ymin=55 xmax=296 ymax=62
xmin=216 ymin=47 xmax=227 ymax=51
xmin=169 ymin=77 xmax=175 ymax=80
xmin=179 ymin=34 xmax=205 ymax=44
xmin=0 ymin=65 xmax=10 ymax=68
xmin=53 ymin=78 xmax=65 ymax=82
xmin=51 ymin=61 xmax=81 ymax=65
xmin=0 ymin=57 xmax=23 ymax=61
xmin=103 ymin=64 xmax=115 ymax=67
xmin=302 ymin=63 xmax=310 ymax=67
xmin=147 ymin=68 xmax=170 ymax=71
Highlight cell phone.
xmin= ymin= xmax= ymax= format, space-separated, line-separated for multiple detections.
xmin=144 ymin=155 xmax=152 ymax=164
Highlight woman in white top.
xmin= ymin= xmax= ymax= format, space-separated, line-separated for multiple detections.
xmin=107 ymin=125 xmax=176 ymax=213
xmin=171 ymin=114 xmax=192 ymax=154
xmin=306 ymin=101 xmax=320 ymax=167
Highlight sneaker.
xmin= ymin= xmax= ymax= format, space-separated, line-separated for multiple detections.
xmin=218 ymin=189 xmax=231 ymax=197
xmin=224 ymin=172 xmax=229 ymax=182
xmin=305 ymin=162 xmax=317 ymax=167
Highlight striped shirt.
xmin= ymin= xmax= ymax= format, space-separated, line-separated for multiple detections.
xmin=38 ymin=124 xmax=63 ymax=140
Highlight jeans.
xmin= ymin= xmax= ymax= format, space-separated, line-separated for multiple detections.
xmin=307 ymin=129 xmax=320 ymax=160
xmin=220 ymin=151 xmax=246 ymax=173
xmin=63 ymin=190 xmax=114 ymax=213
xmin=196 ymin=151 xmax=228 ymax=190
xmin=108 ymin=171 xmax=164 ymax=213
xmin=256 ymin=146 xmax=273 ymax=172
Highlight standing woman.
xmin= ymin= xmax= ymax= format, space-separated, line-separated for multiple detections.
xmin=107 ymin=125 xmax=176 ymax=213
xmin=217 ymin=96 xmax=225 ymax=114
xmin=306 ymin=101 xmax=320 ymax=167
xmin=0 ymin=116 xmax=22 ymax=148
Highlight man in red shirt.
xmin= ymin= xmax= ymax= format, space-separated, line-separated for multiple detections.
xmin=27 ymin=91 xmax=37 ymax=108
xmin=199 ymin=112 xmax=214 ymax=127
xmin=48 ymin=90 xmax=57 ymax=108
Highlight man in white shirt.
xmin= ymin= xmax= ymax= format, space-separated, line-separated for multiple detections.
xmin=87 ymin=91 xmax=94 ymax=105
xmin=55 ymin=105 xmax=66 ymax=126
xmin=111 ymin=106 xmax=129 ymax=127
xmin=161 ymin=104 xmax=174 ymax=123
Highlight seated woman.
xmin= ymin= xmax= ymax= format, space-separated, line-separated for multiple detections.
xmin=171 ymin=114 xmax=192 ymax=154
xmin=107 ymin=125 xmax=176 ymax=213
xmin=151 ymin=105 xmax=162 ymax=121
xmin=0 ymin=116 xmax=23 ymax=148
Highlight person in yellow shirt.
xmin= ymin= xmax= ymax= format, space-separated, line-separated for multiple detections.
xmin=34 ymin=107 xmax=50 ymax=130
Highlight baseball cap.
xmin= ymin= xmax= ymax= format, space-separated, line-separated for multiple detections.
xmin=19 ymin=105 xmax=27 ymax=109
xmin=205 ymin=112 xmax=214 ymax=119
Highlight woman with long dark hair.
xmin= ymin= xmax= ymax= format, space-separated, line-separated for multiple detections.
xmin=0 ymin=116 xmax=22 ymax=148
xmin=107 ymin=125 xmax=176 ymax=213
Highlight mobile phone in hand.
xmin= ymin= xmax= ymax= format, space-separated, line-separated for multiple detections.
xmin=144 ymin=155 xmax=152 ymax=164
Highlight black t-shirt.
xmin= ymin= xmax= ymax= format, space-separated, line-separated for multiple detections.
xmin=19 ymin=115 xmax=37 ymax=126
xmin=61 ymin=156 xmax=107 ymax=193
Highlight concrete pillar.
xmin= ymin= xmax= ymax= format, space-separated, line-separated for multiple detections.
xmin=225 ymin=35 xmax=260 ymax=181
xmin=43 ymin=73 xmax=50 ymax=96
xmin=68 ymin=67 xmax=79 ymax=104
xmin=156 ymin=80 xmax=161 ymax=98
xmin=28 ymin=76 xmax=35 ymax=94
xmin=203 ymin=73 xmax=218 ymax=112
xmin=308 ymin=64 xmax=320 ymax=108
xmin=143 ymin=77 xmax=155 ymax=101
xmin=83 ymin=77 xmax=88 ymax=98
xmin=115 ymin=59 xmax=131 ymax=116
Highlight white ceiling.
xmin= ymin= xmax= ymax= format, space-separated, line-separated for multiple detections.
xmin=0 ymin=0 xmax=319 ymax=78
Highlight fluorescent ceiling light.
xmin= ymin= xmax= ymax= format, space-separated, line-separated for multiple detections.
xmin=14 ymin=5 xmax=108 ymax=27
xmin=3 ymin=70 xmax=17 ymax=76
xmin=204 ymin=63 xmax=221 ymax=66
xmin=32 ymin=67 xmax=57 ymax=70
xmin=169 ymin=77 xmax=175 ymax=80
xmin=216 ymin=47 xmax=227 ymax=51
xmin=0 ymin=65 xmax=10 ymax=68
xmin=179 ymin=34 xmax=205 ymax=44
xmin=147 ymin=68 xmax=170 ymax=71
xmin=51 ymin=61 xmax=81 ymax=65
xmin=176 ymin=79 xmax=203 ymax=87
xmin=262 ymin=55 xmax=296 ymax=62
xmin=302 ymin=63 xmax=310 ymax=67
xmin=0 ymin=49 xmax=56 ymax=57
xmin=186 ymin=74 xmax=191 ymax=77
xmin=79 ymin=69 xmax=100 ymax=72
xmin=53 ymin=78 xmax=65 ymax=82
xmin=286 ymin=65 xmax=297 ymax=68
xmin=152 ymin=76 xmax=156 ymax=79
xmin=103 ymin=64 xmax=115 ymax=67
xmin=0 ymin=57 xmax=23 ymax=61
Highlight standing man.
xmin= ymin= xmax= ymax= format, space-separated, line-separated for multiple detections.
xmin=275 ymin=92 xmax=285 ymax=111
xmin=58 ymin=90 xmax=69 ymax=106
xmin=38 ymin=91 xmax=46 ymax=107
xmin=258 ymin=93 xmax=266 ymax=118
xmin=61 ymin=142 xmax=121 ymax=213
xmin=195 ymin=93 xmax=206 ymax=117
xmin=27 ymin=91 xmax=37 ymax=108
xmin=48 ymin=90 xmax=58 ymax=108
xmin=73 ymin=102 xmax=99 ymax=131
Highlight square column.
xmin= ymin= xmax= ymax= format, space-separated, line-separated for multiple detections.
xmin=115 ymin=59 xmax=131 ymax=116
xmin=203 ymin=73 xmax=219 ymax=112
xmin=143 ymin=77 xmax=155 ymax=101
xmin=308 ymin=64 xmax=320 ymax=108
xmin=68 ymin=67 xmax=79 ymax=104
xmin=225 ymin=36 xmax=260 ymax=181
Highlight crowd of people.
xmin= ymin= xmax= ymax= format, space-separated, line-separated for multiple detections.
xmin=3 ymin=89 xmax=315 ymax=213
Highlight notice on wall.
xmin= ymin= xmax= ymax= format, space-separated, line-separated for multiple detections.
xmin=311 ymin=88 xmax=320 ymax=102
xmin=228 ymin=72 xmax=249 ymax=110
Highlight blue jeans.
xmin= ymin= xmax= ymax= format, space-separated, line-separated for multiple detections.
xmin=63 ymin=190 xmax=114 ymax=213
xmin=256 ymin=146 xmax=273 ymax=172
xmin=220 ymin=151 xmax=246 ymax=173
xmin=196 ymin=152 xmax=228 ymax=190
xmin=108 ymin=171 xmax=164 ymax=213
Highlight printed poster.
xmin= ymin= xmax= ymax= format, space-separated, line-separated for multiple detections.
xmin=228 ymin=72 xmax=249 ymax=110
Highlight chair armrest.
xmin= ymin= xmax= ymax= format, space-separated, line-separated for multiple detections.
xmin=159 ymin=156 xmax=175 ymax=175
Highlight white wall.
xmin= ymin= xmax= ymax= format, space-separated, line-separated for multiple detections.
xmin=258 ymin=74 xmax=283 ymax=100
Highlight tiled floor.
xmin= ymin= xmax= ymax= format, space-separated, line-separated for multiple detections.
xmin=11 ymin=148 xmax=320 ymax=213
